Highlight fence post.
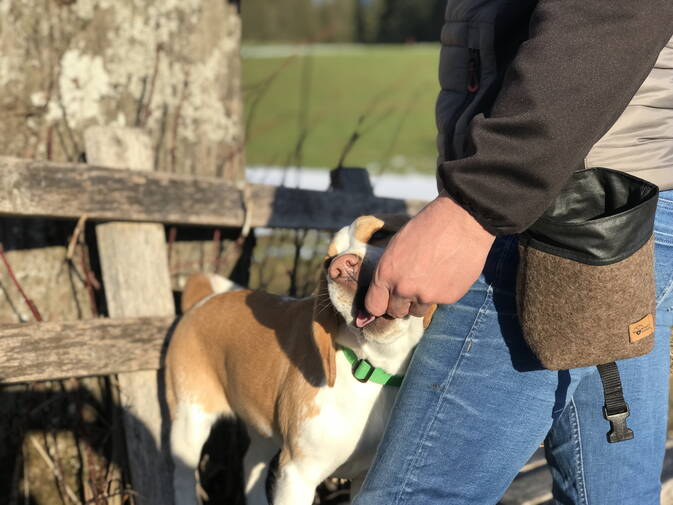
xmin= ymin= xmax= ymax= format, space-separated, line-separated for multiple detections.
xmin=86 ymin=126 xmax=175 ymax=505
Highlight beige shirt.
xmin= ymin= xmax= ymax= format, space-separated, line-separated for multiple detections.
xmin=586 ymin=35 xmax=673 ymax=190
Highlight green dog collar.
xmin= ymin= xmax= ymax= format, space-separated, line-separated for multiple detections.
xmin=338 ymin=345 xmax=404 ymax=387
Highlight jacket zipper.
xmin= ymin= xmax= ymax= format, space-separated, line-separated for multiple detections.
xmin=446 ymin=48 xmax=481 ymax=160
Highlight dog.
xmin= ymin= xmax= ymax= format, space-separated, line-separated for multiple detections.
xmin=165 ymin=215 xmax=436 ymax=505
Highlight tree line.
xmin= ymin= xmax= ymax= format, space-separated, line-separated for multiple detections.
xmin=242 ymin=0 xmax=447 ymax=44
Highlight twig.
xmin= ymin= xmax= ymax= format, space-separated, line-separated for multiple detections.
xmin=57 ymin=98 xmax=81 ymax=161
xmin=64 ymin=218 xmax=100 ymax=316
xmin=335 ymin=108 xmax=394 ymax=169
xmin=83 ymin=490 xmax=137 ymax=505
xmin=289 ymin=52 xmax=314 ymax=170
xmin=80 ymin=245 xmax=100 ymax=317
xmin=0 ymin=243 xmax=43 ymax=321
xmin=244 ymin=58 xmax=294 ymax=144
xmin=29 ymin=435 xmax=83 ymax=505
xmin=73 ymin=380 xmax=108 ymax=505
xmin=66 ymin=216 xmax=88 ymax=261
xmin=288 ymin=229 xmax=307 ymax=297
xmin=211 ymin=229 xmax=222 ymax=273
xmin=376 ymin=86 xmax=423 ymax=178
xmin=140 ymin=43 xmax=163 ymax=127
xmin=47 ymin=125 xmax=54 ymax=160
xmin=169 ymin=75 xmax=189 ymax=173
xmin=153 ymin=103 xmax=169 ymax=172
xmin=167 ymin=226 xmax=177 ymax=265
xmin=54 ymin=124 xmax=75 ymax=162
xmin=217 ymin=186 xmax=253 ymax=276
xmin=0 ymin=277 xmax=25 ymax=322
xmin=46 ymin=430 xmax=72 ymax=505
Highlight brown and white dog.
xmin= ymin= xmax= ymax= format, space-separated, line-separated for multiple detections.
xmin=165 ymin=215 xmax=436 ymax=505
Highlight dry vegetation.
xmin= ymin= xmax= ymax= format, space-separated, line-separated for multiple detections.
xmin=0 ymin=223 xmax=349 ymax=504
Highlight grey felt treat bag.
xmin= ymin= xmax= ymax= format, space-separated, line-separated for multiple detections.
xmin=517 ymin=167 xmax=659 ymax=370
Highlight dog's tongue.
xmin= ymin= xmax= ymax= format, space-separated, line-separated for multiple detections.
xmin=355 ymin=310 xmax=376 ymax=328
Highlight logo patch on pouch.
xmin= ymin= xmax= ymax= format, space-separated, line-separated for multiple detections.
xmin=629 ymin=314 xmax=654 ymax=343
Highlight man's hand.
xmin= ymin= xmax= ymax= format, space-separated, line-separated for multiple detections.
xmin=365 ymin=191 xmax=496 ymax=318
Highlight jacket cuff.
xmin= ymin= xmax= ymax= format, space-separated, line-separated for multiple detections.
xmin=436 ymin=172 xmax=508 ymax=236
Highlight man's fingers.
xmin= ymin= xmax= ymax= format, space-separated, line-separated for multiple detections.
xmin=365 ymin=282 xmax=390 ymax=317
xmin=387 ymin=295 xmax=411 ymax=319
xmin=409 ymin=302 xmax=430 ymax=318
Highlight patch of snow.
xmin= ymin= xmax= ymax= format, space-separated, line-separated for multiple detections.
xmin=245 ymin=166 xmax=437 ymax=201
xmin=241 ymin=43 xmax=435 ymax=60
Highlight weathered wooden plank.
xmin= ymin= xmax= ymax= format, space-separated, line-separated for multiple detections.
xmin=90 ymin=128 xmax=175 ymax=505
xmin=0 ymin=156 xmax=426 ymax=229
xmin=0 ymin=317 xmax=172 ymax=384
xmin=84 ymin=127 xmax=155 ymax=172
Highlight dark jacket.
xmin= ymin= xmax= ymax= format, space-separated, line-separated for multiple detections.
xmin=436 ymin=0 xmax=673 ymax=236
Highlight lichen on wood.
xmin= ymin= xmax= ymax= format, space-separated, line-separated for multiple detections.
xmin=0 ymin=0 xmax=243 ymax=180
xmin=0 ymin=1 xmax=244 ymax=503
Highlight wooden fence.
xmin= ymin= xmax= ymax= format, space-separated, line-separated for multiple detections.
xmin=0 ymin=133 xmax=426 ymax=505
xmin=0 ymin=155 xmax=425 ymax=385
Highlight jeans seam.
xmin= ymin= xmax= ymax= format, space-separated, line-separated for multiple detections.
xmin=656 ymin=269 xmax=673 ymax=309
xmin=569 ymin=398 xmax=589 ymax=505
xmin=654 ymin=230 xmax=673 ymax=243
xmin=393 ymin=288 xmax=493 ymax=505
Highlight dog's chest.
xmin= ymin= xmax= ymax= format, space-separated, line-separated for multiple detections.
xmin=295 ymin=353 xmax=398 ymax=479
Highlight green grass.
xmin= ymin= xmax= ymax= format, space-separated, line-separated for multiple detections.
xmin=243 ymin=44 xmax=440 ymax=174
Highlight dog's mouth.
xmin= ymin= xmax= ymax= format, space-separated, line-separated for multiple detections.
xmin=353 ymin=308 xmax=395 ymax=329
xmin=352 ymin=277 xmax=378 ymax=328
xmin=330 ymin=257 xmax=395 ymax=330
xmin=354 ymin=309 xmax=376 ymax=328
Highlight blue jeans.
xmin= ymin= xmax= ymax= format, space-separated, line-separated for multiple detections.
xmin=353 ymin=191 xmax=673 ymax=505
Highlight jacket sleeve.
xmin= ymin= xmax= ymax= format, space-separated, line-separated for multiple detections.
xmin=437 ymin=0 xmax=673 ymax=236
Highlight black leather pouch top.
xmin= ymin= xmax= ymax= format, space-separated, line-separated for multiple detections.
xmin=517 ymin=167 xmax=659 ymax=369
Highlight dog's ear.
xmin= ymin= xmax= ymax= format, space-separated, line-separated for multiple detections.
xmin=352 ymin=215 xmax=385 ymax=244
xmin=423 ymin=304 xmax=438 ymax=329
xmin=375 ymin=214 xmax=411 ymax=234
xmin=312 ymin=276 xmax=339 ymax=387
xmin=355 ymin=214 xmax=410 ymax=248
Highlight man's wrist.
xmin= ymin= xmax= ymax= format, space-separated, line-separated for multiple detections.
xmin=434 ymin=190 xmax=496 ymax=242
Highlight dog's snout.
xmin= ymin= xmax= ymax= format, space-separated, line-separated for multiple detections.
xmin=328 ymin=254 xmax=361 ymax=284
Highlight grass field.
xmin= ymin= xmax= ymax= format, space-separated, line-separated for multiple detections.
xmin=242 ymin=44 xmax=440 ymax=174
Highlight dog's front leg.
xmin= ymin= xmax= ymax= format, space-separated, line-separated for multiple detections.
xmin=271 ymin=452 xmax=332 ymax=505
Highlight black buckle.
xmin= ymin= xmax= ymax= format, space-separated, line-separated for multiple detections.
xmin=603 ymin=406 xmax=634 ymax=443
xmin=352 ymin=359 xmax=374 ymax=383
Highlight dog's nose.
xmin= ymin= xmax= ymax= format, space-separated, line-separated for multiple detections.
xmin=328 ymin=254 xmax=361 ymax=284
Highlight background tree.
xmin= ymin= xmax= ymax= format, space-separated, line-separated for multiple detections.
xmin=376 ymin=0 xmax=445 ymax=42
xmin=241 ymin=0 xmax=445 ymax=44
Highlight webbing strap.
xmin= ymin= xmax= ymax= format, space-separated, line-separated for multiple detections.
xmin=597 ymin=362 xmax=634 ymax=443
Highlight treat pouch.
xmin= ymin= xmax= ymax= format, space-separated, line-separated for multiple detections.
xmin=517 ymin=167 xmax=659 ymax=370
